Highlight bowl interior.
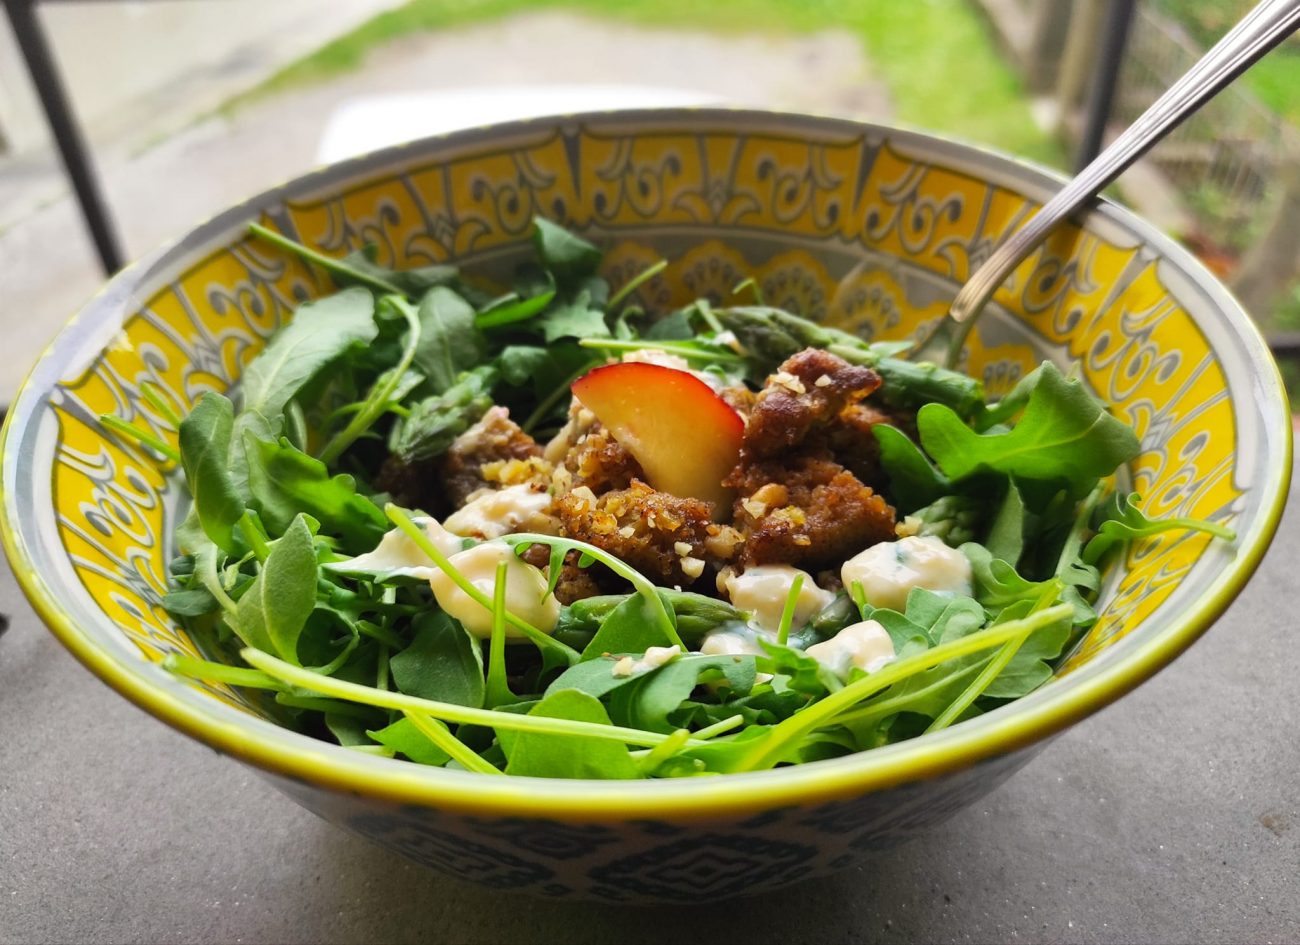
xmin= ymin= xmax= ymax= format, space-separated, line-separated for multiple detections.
xmin=2 ymin=109 xmax=1289 ymax=815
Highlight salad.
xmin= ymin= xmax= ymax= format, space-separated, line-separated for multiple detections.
xmin=110 ymin=217 xmax=1233 ymax=780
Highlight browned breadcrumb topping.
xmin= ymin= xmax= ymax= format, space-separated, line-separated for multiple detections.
xmin=741 ymin=348 xmax=882 ymax=460
xmin=553 ymin=479 xmax=723 ymax=586
xmin=439 ymin=407 xmax=545 ymax=506
xmin=416 ymin=347 xmax=899 ymax=605
xmin=558 ymin=425 xmax=643 ymax=494
xmin=727 ymin=454 xmax=896 ymax=568
xmin=726 ymin=348 xmax=897 ymax=569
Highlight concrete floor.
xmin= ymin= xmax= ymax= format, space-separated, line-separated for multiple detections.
xmin=0 ymin=12 xmax=887 ymax=403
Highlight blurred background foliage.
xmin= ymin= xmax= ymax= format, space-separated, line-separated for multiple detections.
xmin=2 ymin=0 xmax=1298 ymax=400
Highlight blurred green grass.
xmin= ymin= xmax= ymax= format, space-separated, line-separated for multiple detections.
xmin=226 ymin=0 xmax=1065 ymax=167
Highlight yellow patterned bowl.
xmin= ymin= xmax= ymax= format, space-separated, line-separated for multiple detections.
xmin=2 ymin=109 xmax=1290 ymax=902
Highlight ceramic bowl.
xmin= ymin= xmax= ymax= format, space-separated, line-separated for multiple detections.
xmin=2 ymin=109 xmax=1290 ymax=903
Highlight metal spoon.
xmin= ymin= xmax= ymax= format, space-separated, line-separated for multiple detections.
xmin=944 ymin=0 xmax=1300 ymax=355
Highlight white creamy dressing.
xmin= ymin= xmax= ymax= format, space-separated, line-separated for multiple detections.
xmin=698 ymin=625 xmax=774 ymax=685
xmin=612 ymin=644 xmax=682 ymax=678
xmin=805 ymin=620 xmax=896 ymax=680
xmin=427 ymin=542 xmax=560 ymax=640
xmin=841 ymin=535 xmax=972 ymax=611
xmin=325 ymin=517 xmax=464 ymax=580
xmin=722 ymin=564 xmax=835 ymax=634
xmin=443 ymin=484 xmax=556 ymax=540
xmin=699 ymin=624 xmax=769 ymax=657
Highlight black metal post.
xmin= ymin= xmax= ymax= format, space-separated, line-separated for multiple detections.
xmin=4 ymin=0 xmax=125 ymax=274
xmin=1075 ymin=0 xmax=1136 ymax=172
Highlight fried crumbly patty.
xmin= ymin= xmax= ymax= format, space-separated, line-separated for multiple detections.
xmin=558 ymin=426 xmax=643 ymax=494
xmin=727 ymin=348 xmax=897 ymax=568
xmin=553 ymin=480 xmax=724 ymax=586
xmin=439 ymin=407 xmax=545 ymax=507
xmin=741 ymin=348 xmax=882 ymax=460
xmin=727 ymin=453 xmax=896 ymax=568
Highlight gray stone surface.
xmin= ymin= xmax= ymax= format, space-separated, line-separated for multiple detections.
xmin=1 ymin=459 xmax=1295 ymax=944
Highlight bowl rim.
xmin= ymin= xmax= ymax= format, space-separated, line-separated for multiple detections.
xmin=2 ymin=106 xmax=1292 ymax=820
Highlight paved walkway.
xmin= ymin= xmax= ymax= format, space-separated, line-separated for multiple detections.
xmin=0 ymin=11 xmax=888 ymax=402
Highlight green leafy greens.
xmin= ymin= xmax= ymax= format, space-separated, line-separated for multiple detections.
xmin=100 ymin=215 xmax=1233 ymax=781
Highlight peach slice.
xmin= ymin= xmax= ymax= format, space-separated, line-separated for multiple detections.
xmin=571 ymin=361 xmax=743 ymax=514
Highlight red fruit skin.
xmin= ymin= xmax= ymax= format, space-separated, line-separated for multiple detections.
xmin=571 ymin=361 xmax=743 ymax=513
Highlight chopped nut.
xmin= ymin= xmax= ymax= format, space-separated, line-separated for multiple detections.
xmin=680 ymin=556 xmax=706 ymax=578
xmin=480 ymin=456 xmax=553 ymax=487
xmin=768 ymin=506 xmax=808 ymax=527
xmin=741 ymin=497 xmax=768 ymax=519
xmin=703 ymin=526 xmax=744 ymax=560
xmin=673 ymin=541 xmax=693 ymax=557
xmin=612 ymin=656 xmax=635 ymax=678
xmin=550 ymin=465 xmax=575 ymax=495
xmin=619 ymin=525 xmax=637 ymax=539
xmin=772 ymin=370 xmax=807 ymax=395
xmin=750 ymin=482 xmax=789 ymax=508
xmin=814 ymin=374 xmax=833 ymax=388
xmin=896 ymin=515 xmax=922 ymax=538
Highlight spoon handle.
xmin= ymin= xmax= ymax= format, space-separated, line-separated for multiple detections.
xmin=948 ymin=0 xmax=1300 ymax=324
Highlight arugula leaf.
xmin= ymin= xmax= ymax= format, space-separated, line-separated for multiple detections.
xmin=389 ymin=611 xmax=485 ymax=708
xmin=917 ymin=362 xmax=1140 ymax=504
xmin=244 ymin=435 xmax=388 ymax=549
xmin=544 ymin=656 xmax=641 ymax=701
xmin=981 ymin=601 xmax=1073 ymax=699
xmin=976 ymin=364 xmax=1043 ymax=430
xmin=178 ymin=393 xmax=244 ymax=555
xmin=757 ymin=642 xmax=837 ymax=699
xmin=229 ymin=410 xmax=277 ymax=503
xmin=234 ymin=514 xmax=318 ymax=663
xmin=475 ymin=286 xmax=557 ymax=329
xmin=873 ymin=424 xmax=951 ymax=512
xmin=568 ymin=590 xmax=745 ymax=645
xmin=161 ymin=586 xmax=219 ymax=618
xmin=495 ymin=345 xmax=552 ymax=386
xmin=338 ymin=244 xmax=457 ymax=298
xmin=958 ymin=542 xmax=1091 ymax=625
xmin=413 ymin=287 xmax=484 ymax=394
xmin=499 ymin=689 xmax=639 ymax=779
xmin=984 ymin=483 xmax=1027 ymax=566
xmin=644 ymin=310 xmax=693 ymax=340
xmin=622 ymin=655 xmax=757 ymax=733
xmin=240 ymin=287 xmax=377 ymax=419
xmin=1083 ymin=492 xmax=1235 ymax=565
xmin=580 ymin=593 xmax=679 ymax=661
xmin=540 ymin=289 xmax=610 ymax=343
xmin=532 ymin=217 xmax=602 ymax=282
xmin=862 ymin=589 xmax=985 ymax=656
xmin=367 ymin=717 xmax=453 ymax=766
xmin=324 ymin=711 xmax=387 ymax=747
